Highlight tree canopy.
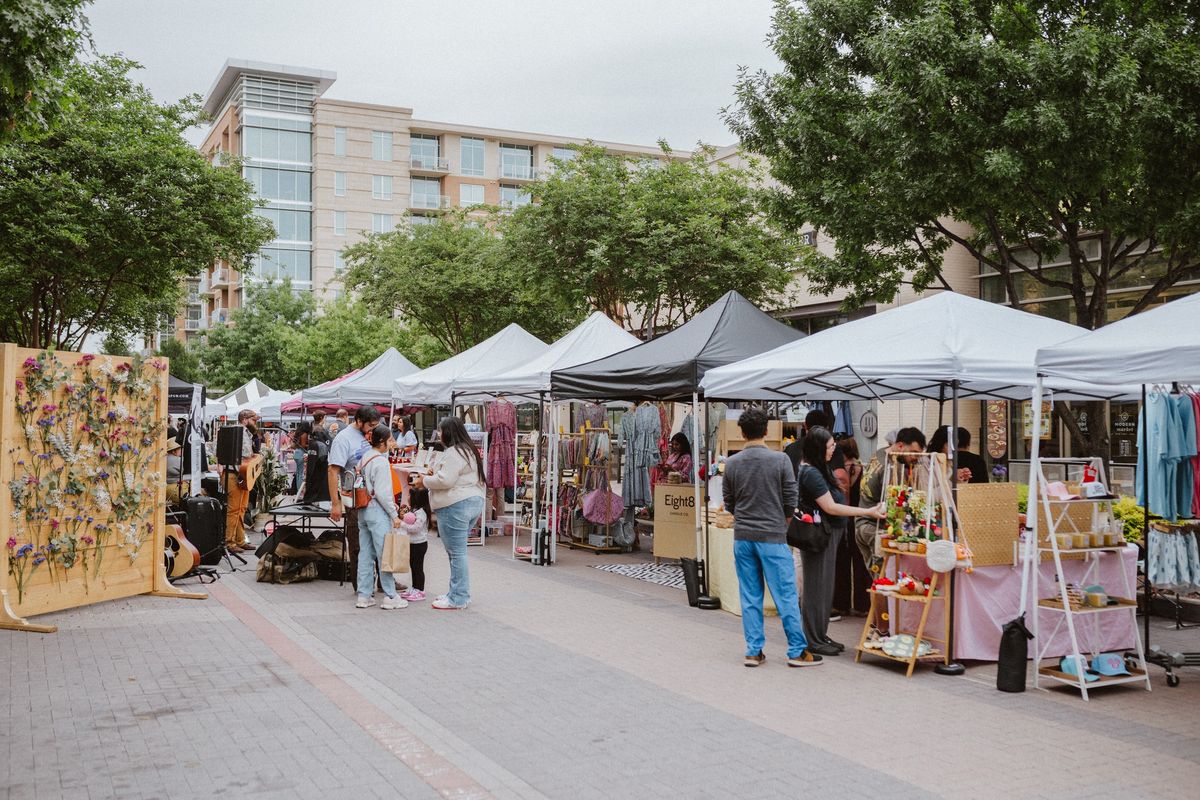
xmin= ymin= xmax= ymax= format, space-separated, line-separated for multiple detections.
xmin=502 ymin=143 xmax=797 ymax=336
xmin=0 ymin=0 xmax=91 ymax=137
xmin=344 ymin=210 xmax=580 ymax=354
xmin=728 ymin=0 xmax=1200 ymax=329
xmin=0 ymin=55 xmax=273 ymax=349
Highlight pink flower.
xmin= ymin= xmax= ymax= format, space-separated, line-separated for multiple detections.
xmin=15 ymin=379 xmax=23 ymax=391
xmin=6 ymin=537 xmax=16 ymax=549
xmin=116 ymin=363 xmax=130 ymax=373
xmin=22 ymin=357 xmax=40 ymax=372
xmin=81 ymin=535 xmax=94 ymax=545
xmin=49 ymin=519 xmax=60 ymax=530
xmin=81 ymin=354 xmax=95 ymax=364
xmin=41 ymin=404 xmax=57 ymax=414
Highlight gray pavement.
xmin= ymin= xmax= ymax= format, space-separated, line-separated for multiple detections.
xmin=3 ymin=536 xmax=1199 ymax=799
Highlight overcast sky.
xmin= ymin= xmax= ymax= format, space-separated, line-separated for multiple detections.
xmin=86 ymin=0 xmax=782 ymax=148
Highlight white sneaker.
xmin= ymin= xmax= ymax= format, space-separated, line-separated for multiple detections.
xmin=380 ymin=595 xmax=408 ymax=610
xmin=355 ymin=597 xmax=375 ymax=609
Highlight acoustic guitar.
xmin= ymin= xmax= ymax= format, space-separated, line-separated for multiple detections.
xmin=238 ymin=453 xmax=264 ymax=491
xmin=164 ymin=523 xmax=200 ymax=578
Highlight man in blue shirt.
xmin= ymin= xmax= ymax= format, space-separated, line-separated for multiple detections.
xmin=328 ymin=406 xmax=383 ymax=587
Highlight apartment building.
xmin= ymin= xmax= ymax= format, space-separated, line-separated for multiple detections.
xmin=174 ymin=59 xmax=676 ymax=342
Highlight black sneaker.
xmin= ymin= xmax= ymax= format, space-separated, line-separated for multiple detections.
xmin=807 ymin=641 xmax=841 ymax=657
xmin=787 ymin=651 xmax=824 ymax=668
xmin=744 ymin=652 xmax=766 ymax=667
xmin=823 ymin=637 xmax=846 ymax=652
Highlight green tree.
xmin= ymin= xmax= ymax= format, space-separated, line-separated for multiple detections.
xmin=0 ymin=0 xmax=91 ymax=137
xmin=156 ymin=336 xmax=200 ymax=384
xmin=728 ymin=0 xmax=1200 ymax=330
xmin=502 ymin=142 xmax=797 ymax=336
xmin=99 ymin=331 xmax=129 ymax=357
xmin=284 ymin=294 xmax=449 ymax=384
xmin=344 ymin=210 xmax=580 ymax=354
xmin=194 ymin=280 xmax=315 ymax=393
xmin=0 ymin=55 xmax=273 ymax=349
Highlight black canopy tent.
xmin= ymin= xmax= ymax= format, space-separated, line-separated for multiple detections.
xmin=551 ymin=291 xmax=805 ymax=602
xmin=550 ymin=290 xmax=804 ymax=401
xmin=168 ymin=374 xmax=203 ymax=415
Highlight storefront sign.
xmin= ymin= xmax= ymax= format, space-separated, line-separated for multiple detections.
xmin=860 ymin=409 xmax=878 ymax=438
xmin=985 ymin=400 xmax=1008 ymax=459
xmin=1111 ymin=403 xmax=1139 ymax=461
xmin=653 ymin=484 xmax=696 ymax=560
xmin=1021 ymin=401 xmax=1052 ymax=440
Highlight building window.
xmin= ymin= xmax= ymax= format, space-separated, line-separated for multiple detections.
xmin=333 ymin=127 xmax=346 ymax=157
xmin=371 ymin=130 xmax=392 ymax=161
xmin=552 ymin=146 xmax=577 ymax=163
xmin=334 ymin=171 xmax=346 ymax=197
xmin=252 ymin=247 xmax=312 ymax=284
xmin=254 ymin=207 xmax=311 ymax=242
xmin=242 ymin=125 xmax=311 ymax=163
xmin=801 ymin=231 xmax=817 ymax=246
xmin=372 ymin=174 xmax=393 ymax=200
xmin=411 ymin=134 xmax=441 ymax=169
xmin=244 ymin=167 xmax=311 ymax=203
xmin=372 ymin=213 xmax=394 ymax=234
xmin=499 ymin=144 xmax=534 ymax=179
xmin=460 ymin=184 xmax=485 ymax=207
xmin=500 ymin=184 xmax=530 ymax=209
xmin=460 ymin=136 xmax=484 ymax=176
xmin=334 ymin=250 xmax=345 ymax=274
xmin=409 ymin=215 xmax=435 ymax=227
xmin=410 ymin=177 xmax=443 ymax=209
xmin=333 ymin=210 xmax=346 ymax=236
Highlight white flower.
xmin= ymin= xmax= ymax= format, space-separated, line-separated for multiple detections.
xmin=24 ymin=425 xmax=35 ymax=441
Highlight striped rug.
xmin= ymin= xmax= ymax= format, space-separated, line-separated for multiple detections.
xmin=592 ymin=562 xmax=686 ymax=590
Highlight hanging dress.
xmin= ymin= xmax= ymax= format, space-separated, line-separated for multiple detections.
xmin=485 ymin=399 xmax=517 ymax=490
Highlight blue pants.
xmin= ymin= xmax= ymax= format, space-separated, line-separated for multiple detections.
xmin=734 ymin=539 xmax=809 ymax=659
xmin=436 ymin=496 xmax=483 ymax=607
xmin=357 ymin=503 xmax=397 ymax=600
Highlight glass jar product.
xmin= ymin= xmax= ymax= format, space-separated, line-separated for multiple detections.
xmin=1072 ymin=532 xmax=1091 ymax=549
xmin=1057 ymin=533 xmax=1074 ymax=549
xmin=1090 ymin=531 xmax=1104 ymax=548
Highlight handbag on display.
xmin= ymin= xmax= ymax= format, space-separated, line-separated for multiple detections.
xmin=582 ymin=488 xmax=624 ymax=525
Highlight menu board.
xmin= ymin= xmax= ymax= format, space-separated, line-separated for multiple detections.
xmin=985 ymin=400 xmax=1007 ymax=459
xmin=1021 ymin=400 xmax=1052 ymax=440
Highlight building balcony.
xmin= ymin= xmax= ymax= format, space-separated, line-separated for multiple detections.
xmin=197 ymin=274 xmax=210 ymax=294
xmin=410 ymin=194 xmax=452 ymax=211
xmin=210 ymin=308 xmax=229 ymax=326
xmin=409 ymin=155 xmax=450 ymax=174
xmin=498 ymin=163 xmax=538 ymax=181
xmin=184 ymin=317 xmax=204 ymax=331
xmin=210 ymin=268 xmax=230 ymax=288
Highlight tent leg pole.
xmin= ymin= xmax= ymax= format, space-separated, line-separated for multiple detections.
xmin=1142 ymin=383 xmax=1152 ymax=655
xmin=936 ymin=379 xmax=966 ymax=676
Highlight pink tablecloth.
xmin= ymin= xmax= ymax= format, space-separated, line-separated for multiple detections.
xmin=953 ymin=546 xmax=1138 ymax=661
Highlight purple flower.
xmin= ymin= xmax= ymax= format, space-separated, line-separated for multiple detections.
xmin=22 ymin=358 xmax=40 ymax=372
xmin=16 ymin=544 xmax=33 ymax=557
xmin=41 ymin=404 xmax=57 ymax=413
xmin=32 ymin=555 xmax=45 ymax=565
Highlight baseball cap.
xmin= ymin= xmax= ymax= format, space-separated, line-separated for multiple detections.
xmin=1060 ymin=654 xmax=1099 ymax=682
xmin=1091 ymin=652 xmax=1131 ymax=677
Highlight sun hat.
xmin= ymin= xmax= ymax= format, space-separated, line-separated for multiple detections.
xmin=1091 ymin=652 xmax=1131 ymax=677
xmin=166 ymin=439 xmax=182 ymax=453
xmin=1060 ymin=654 xmax=1099 ymax=682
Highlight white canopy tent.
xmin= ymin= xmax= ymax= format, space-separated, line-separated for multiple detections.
xmin=203 ymin=399 xmax=229 ymax=420
xmin=298 ymin=347 xmax=420 ymax=409
xmin=235 ymin=390 xmax=294 ymax=423
xmin=218 ymin=378 xmax=275 ymax=410
xmin=392 ymin=324 xmax=548 ymax=406
xmin=700 ymin=292 xmax=1119 ymax=402
xmin=452 ymin=312 xmax=640 ymax=401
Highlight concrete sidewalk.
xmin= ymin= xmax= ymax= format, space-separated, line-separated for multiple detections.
xmin=3 ymin=539 xmax=1198 ymax=799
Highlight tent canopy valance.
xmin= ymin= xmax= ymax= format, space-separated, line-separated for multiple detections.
xmin=453 ymin=312 xmax=640 ymax=401
xmin=217 ymin=378 xmax=274 ymax=410
xmin=699 ymin=292 xmax=1129 ymax=402
xmin=392 ymin=324 xmax=548 ymax=406
xmin=551 ymin=290 xmax=805 ymax=401
xmin=282 ymin=347 xmax=419 ymax=412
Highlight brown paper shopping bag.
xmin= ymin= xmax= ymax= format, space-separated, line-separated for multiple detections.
xmin=381 ymin=532 xmax=411 ymax=574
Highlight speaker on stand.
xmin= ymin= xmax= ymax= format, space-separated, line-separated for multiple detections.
xmin=214 ymin=425 xmax=248 ymax=568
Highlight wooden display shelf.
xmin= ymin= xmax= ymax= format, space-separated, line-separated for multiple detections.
xmin=1037 ymin=546 xmax=1125 ymax=554
xmin=1043 ymin=496 xmax=1118 ymax=505
xmin=566 ymin=538 xmax=623 ymax=554
xmin=1037 ymin=596 xmax=1137 ymax=613
xmin=1038 ymin=665 xmax=1148 ymax=688
xmin=867 ymin=588 xmax=944 ymax=603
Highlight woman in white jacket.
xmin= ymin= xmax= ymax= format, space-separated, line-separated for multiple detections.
xmin=355 ymin=425 xmax=407 ymax=610
xmin=413 ymin=417 xmax=485 ymax=610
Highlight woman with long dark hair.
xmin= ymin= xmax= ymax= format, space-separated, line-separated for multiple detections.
xmin=413 ymin=417 xmax=486 ymax=610
xmin=797 ymin=426 xmax=885 ymax=655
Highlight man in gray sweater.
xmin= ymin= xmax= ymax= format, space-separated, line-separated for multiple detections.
xmin=722 ymin=408 xmax=822 ymax=668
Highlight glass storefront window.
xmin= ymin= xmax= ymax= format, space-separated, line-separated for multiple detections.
xmin=244 ymin=167 xmax=311 ymax=203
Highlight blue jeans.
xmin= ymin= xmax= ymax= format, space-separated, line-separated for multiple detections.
xmin=357 ymin=502 xmax=397 ymax=600
xmin=290 ymin=449 xmax=305 ymax=494
xmin=734 ymin=539 xmax=809 ymax=659
xmin=436 ymin=495 xmax=483 ymax=606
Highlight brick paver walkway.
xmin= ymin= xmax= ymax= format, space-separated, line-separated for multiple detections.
xmin=4 ymin=538 xmax=1198 ymax=799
